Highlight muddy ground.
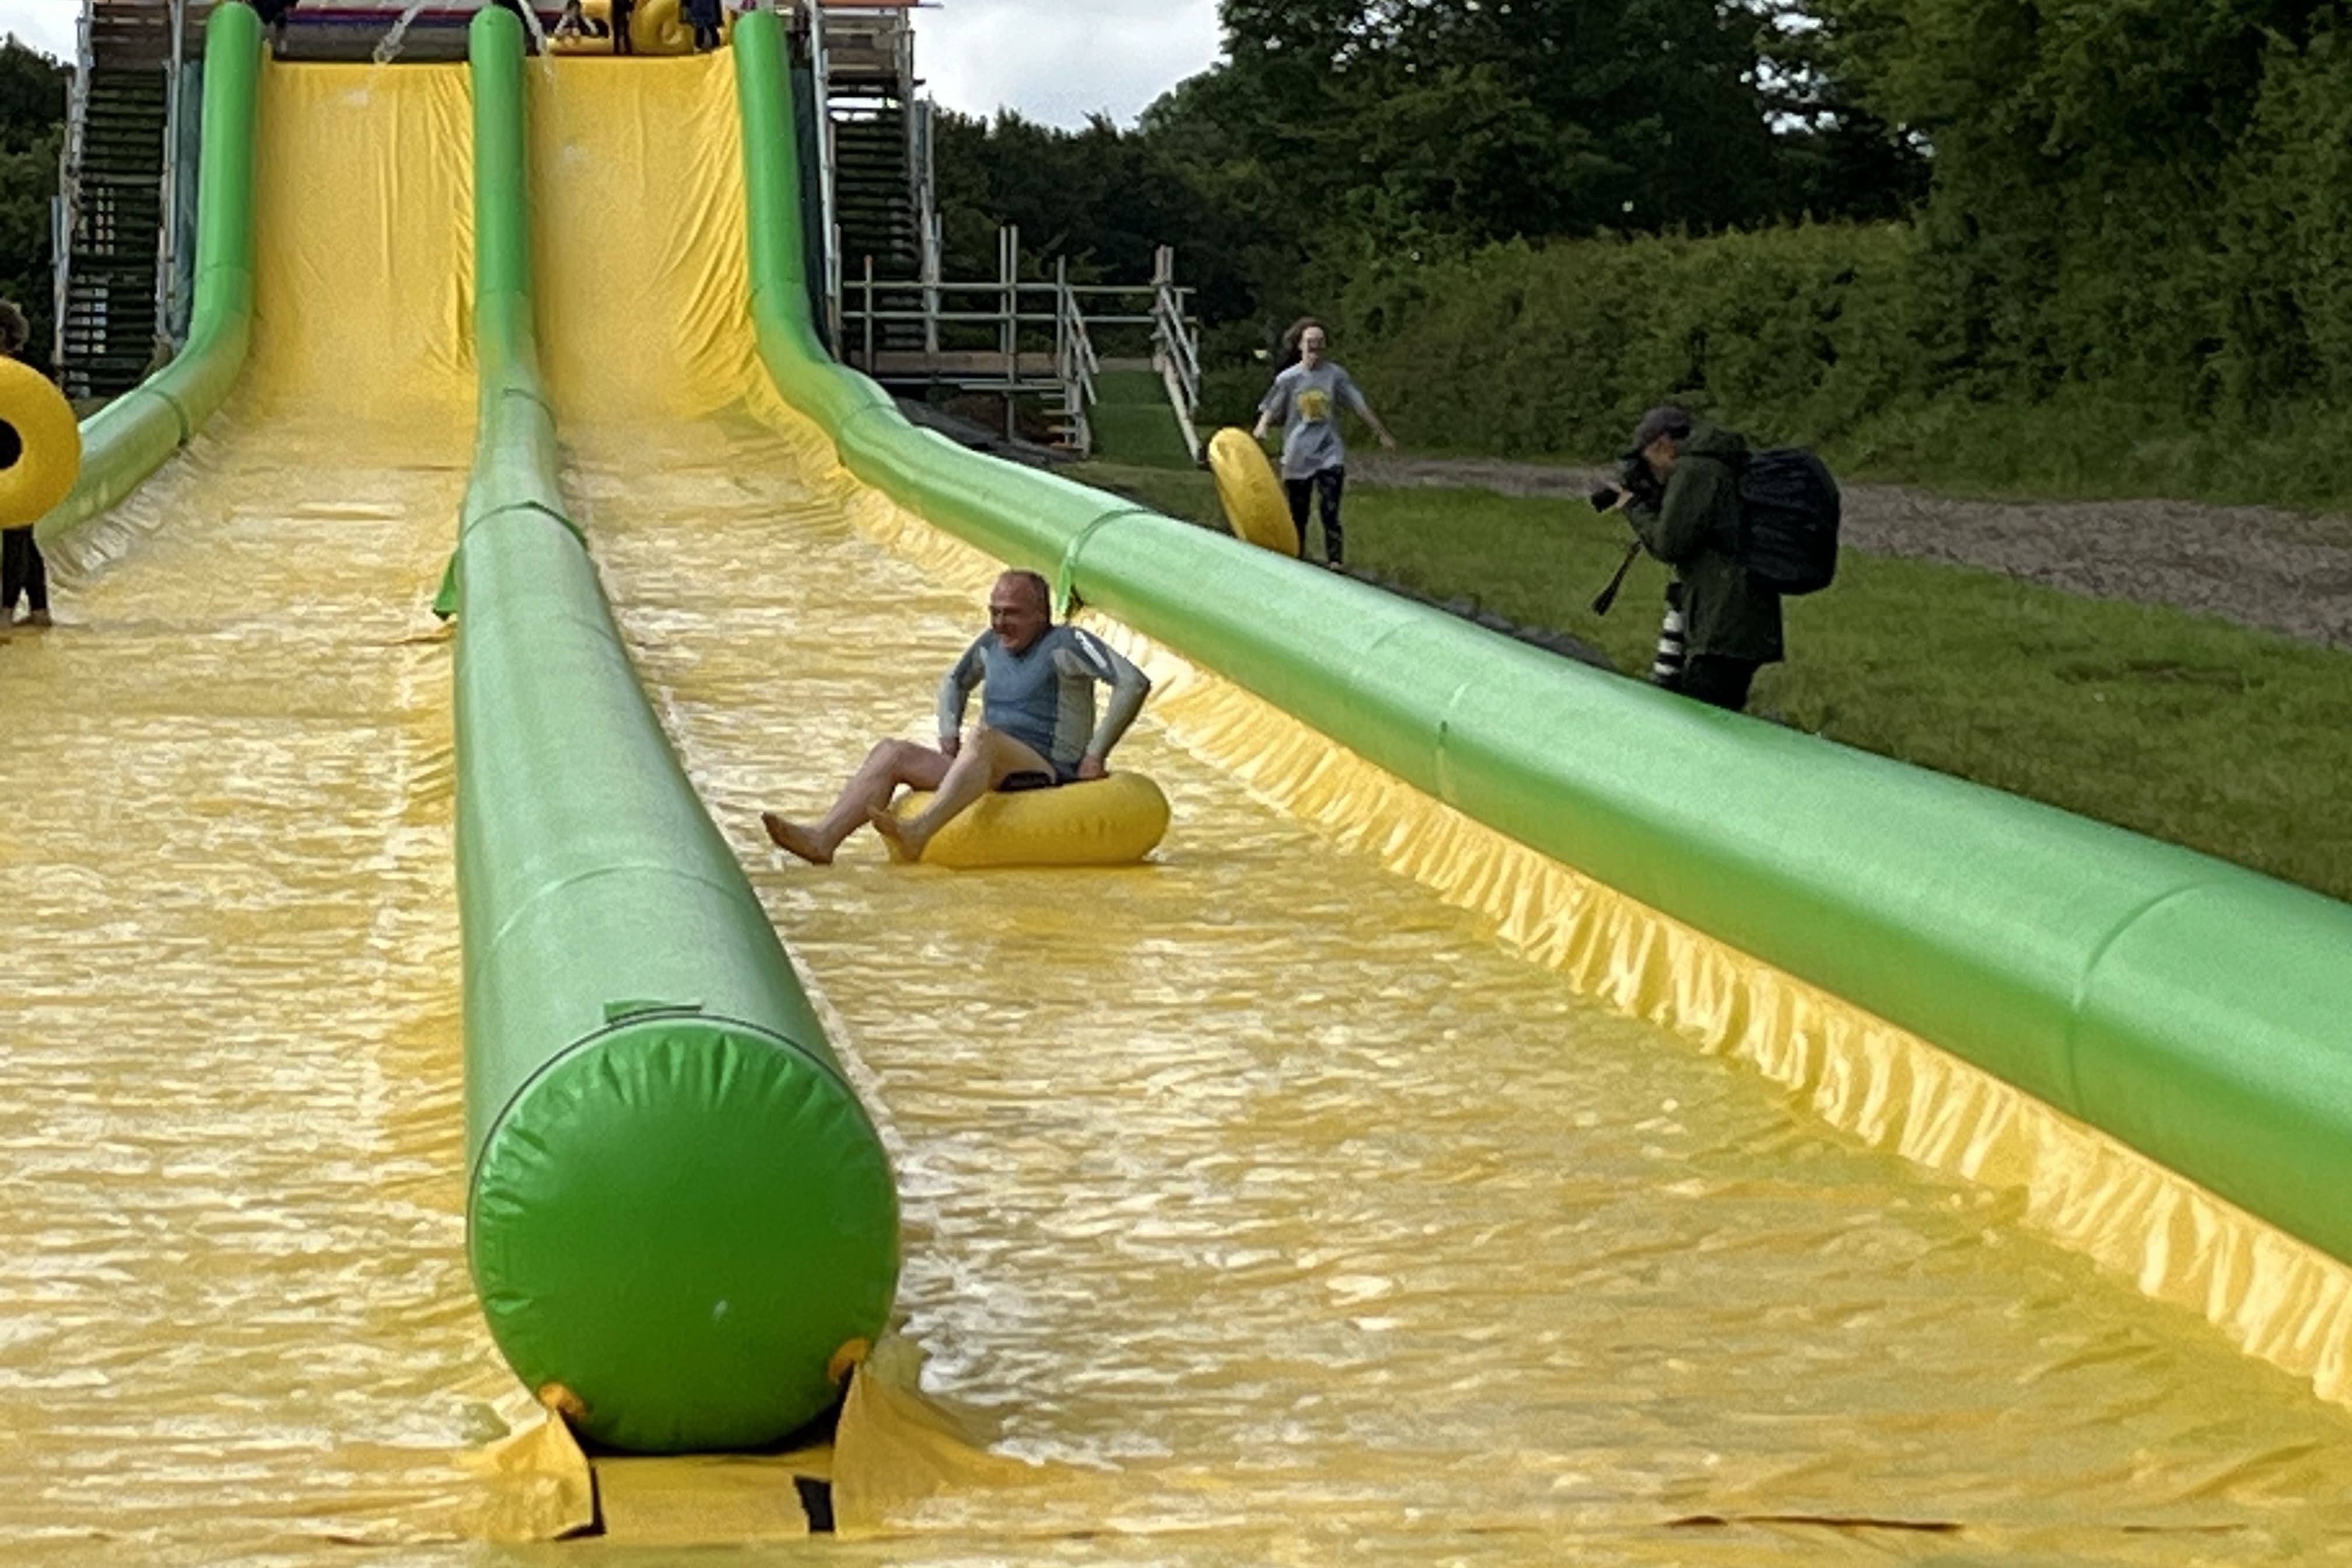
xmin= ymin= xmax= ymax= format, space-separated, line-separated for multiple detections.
xmin=1350 ymin=454 xmax=2352 ymax=653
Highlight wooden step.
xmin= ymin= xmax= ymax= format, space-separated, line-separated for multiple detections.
xmin=64 ymin=277 xmax=159 ymax=294
xmin=62 ymin=256 xmax=159 ymax=276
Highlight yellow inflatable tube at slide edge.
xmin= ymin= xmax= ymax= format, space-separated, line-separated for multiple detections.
xmin=0 ymin=358 xmax=80 ymax=528
xmin=885 ymin=772 xmax=1172 ymax=870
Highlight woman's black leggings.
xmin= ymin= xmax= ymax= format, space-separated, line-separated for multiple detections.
xmin=1 ymin=526 xmax=46 ymax=616
xmin=1283 ymin=467 xmax=1345 ymax=565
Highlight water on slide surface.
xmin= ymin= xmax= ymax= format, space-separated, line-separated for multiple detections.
xmin=2 ymin=49 xmax=2352 ymax=1568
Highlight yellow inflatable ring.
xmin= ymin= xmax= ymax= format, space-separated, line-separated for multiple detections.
xmin=629 ymin=0 xmax=730 ymax=55
xmin=886 ymin=773 xmax=1172 ymax=870
xmin=1208 ymin=426 xmax=1297 ymax=556
xmin=0 ymin=358 xmax=81 ymax=528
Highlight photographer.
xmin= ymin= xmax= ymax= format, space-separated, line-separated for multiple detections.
xmin=1604 ymin=405 xmax=1783 ymax=712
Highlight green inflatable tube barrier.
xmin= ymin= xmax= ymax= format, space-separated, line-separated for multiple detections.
xmin=729 ymin=13 xmax=2352 ymax=1267
xmin=456 ymin=9 xmax=897 ymax=1455
xmin=36 ymin=0 xmax=262 ymax=554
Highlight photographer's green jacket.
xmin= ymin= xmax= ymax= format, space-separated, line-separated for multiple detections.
xmin=1630 ymin=421 xmax=1784 ymax=664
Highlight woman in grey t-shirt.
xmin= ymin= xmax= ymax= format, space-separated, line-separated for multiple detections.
xmin=1251 ymin=321 xmax=1396 ymax=566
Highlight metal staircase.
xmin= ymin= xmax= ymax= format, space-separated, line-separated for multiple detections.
xmin=55 ymin=0 xmax=208 ymax=399
xmin=830 ymin=104 xmax=915 ymax=278
xmin=814 ymin=4 xmax=916 ymax=272
xmin=792 ymin=2 xmax=1200 ymax=460
xmin=799 ymin=1 xmax=926 ymax=347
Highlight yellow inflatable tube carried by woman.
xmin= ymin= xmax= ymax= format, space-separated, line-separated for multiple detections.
xmin=1208 ymin=426 xmax=1298 ymax=557
xmin=884 ymin=772 xmax=1172 ymax=870
xmin=0 ymin=358 xmax=81 ymax=528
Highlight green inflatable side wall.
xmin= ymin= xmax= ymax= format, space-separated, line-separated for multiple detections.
xmin=456 ymin=10 xmax=897 ymax=1455
xmin=729 ymin=13 xmax=2352 ymax=1265
xmin=35 ymin=1 xmax=261 ymax=552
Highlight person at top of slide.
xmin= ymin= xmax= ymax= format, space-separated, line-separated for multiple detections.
xmin=760 ymin=569 xmax=1153 ymax=864
xmin=1249 ymin=320 xmax=1395 ymax=566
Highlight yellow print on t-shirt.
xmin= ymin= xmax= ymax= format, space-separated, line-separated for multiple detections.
xmin=1296 ymin=387 xmax=1333 ymax=423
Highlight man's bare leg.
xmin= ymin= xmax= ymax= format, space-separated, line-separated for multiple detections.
xmin=764 ymin=738 xmax=951 ymax=864
xmin=867 ymin=727 xmax=1052 ymax=861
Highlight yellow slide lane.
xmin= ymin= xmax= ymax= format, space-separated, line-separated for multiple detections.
xmin=520 ymin=56 xmax=2352 ymax=1562
xmin=0 ymin=65 xmax=526 ymax=1566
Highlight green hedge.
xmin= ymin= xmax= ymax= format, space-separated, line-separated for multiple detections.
xmin=1325 ymin=223 xmax=1919 ymax=462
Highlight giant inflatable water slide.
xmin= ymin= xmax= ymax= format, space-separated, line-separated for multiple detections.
xmin=8 ymin=4 xmax=2352 ymax=1556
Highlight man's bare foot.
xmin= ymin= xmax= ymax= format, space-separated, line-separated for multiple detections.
xmin=22 ymin=611 xmax=50 ymax=629
xmin=761 ymin=811 xmax=834 ymax=865
xmin=865 ymin=805 xmax=926 ymax=862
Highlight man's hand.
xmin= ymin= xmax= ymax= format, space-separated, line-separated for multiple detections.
xmin=1251 ymin=418 xmax=1271 ymax=442
xmin=939 ymin=734 xmax=961 ymax=759
xmin=1076 ymin=754 xmax=1108 ymax=781
xmin=1377 ymin=428 xmax=1398 ymax=451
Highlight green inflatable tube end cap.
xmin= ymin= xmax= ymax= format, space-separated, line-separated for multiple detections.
xmin=468 ymin=1016 xmax=900 ymax=1453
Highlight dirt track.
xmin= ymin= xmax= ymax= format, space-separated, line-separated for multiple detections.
xmin=1350 ymin=454 xmax=2352 ymax=652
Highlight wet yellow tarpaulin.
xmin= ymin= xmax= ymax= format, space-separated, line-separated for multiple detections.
xmin=0 ymin=61 xmax=517 ymax=1565
xmin=8 ymin=48 xmax=2352 ymax=1568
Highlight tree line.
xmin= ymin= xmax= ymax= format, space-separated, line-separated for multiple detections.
xmin=939 ymin=0 xmax=2352 ymax=489
xmin=936 ymin=1 xmax=1923 ymax=341
xmin=7 ymin=4 xmax=2342 ymax=484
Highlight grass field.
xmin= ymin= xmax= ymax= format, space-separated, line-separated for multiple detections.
xmin=1072 ymin=459 xmax=2352 ymax=905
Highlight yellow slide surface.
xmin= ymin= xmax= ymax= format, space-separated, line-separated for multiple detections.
xmin=8 ymin=51 xmax=2352 ymax=1566
xmin=0 ymin=64 xmax=519 ymax=1562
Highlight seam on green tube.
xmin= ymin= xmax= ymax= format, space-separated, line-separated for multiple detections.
xmin=1054 ymin=506 xmax=1158 ymax=615
xmin=462 ymin=1010 xmax=856 ymax=1194
xmin=462 ymin=496 xmax=586 ymax=547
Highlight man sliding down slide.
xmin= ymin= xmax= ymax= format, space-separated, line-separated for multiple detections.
xmin=761 ymin=570 xmax=1154 ymax=864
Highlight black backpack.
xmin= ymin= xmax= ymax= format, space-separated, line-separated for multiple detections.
xmin=1737 ymin=448 xmax=1842 ymax=595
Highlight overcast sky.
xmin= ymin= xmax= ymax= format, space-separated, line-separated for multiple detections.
xmin=1 ymin=0 xmax=71 ymax=61
xmin=0 ymin=0 xmax=1224 ymax=128
xmin=917 ymin=0 xmax=1221 ymax=127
